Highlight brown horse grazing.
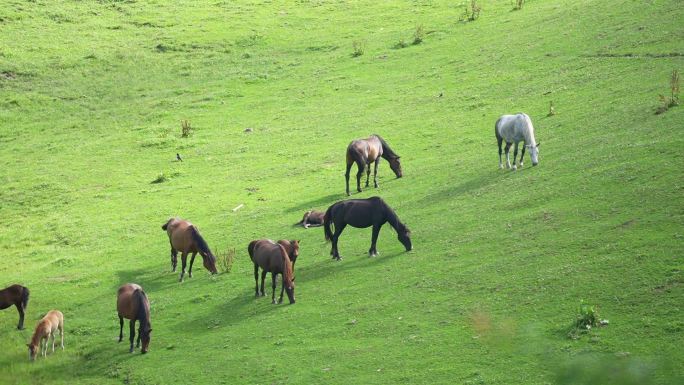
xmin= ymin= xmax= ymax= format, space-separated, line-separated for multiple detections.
xmin=117 ymin=283 xmax=152 ymax=354
xmin=161 ymin=218 xmax=218 ymax=282
xmin=324 ymin=196 xmax=412 ymax=260
xmin=294 ymin=210 xmax=325 ymax=228
xmin=248 ymin=240 xmax=296 ymax=304
xmin=345 ymin=134 xmax=403 ymax=196
xmin=27 ymin=310 xmax=64 ymax=361
xmin=0 ymin=284 xmax=29 ymax=330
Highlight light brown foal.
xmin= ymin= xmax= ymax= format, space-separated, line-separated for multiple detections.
xmin=27 ymin=310 xmax=64 ymax=361
xmin=117 ymin=283 xmax=152 ymax=354
xmin=161 ymin=218 xmax=218 ymax=282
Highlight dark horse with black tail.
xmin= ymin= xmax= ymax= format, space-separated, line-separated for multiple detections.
xmin=324 ymin=196 xmax=412 ymax=260
xmin=345 ymin=135 xmax=402 ymax=196
xmin=0 ymin=284 xmax=29 ymax=329
xmin=162 ymin=218 xmax=218 ymax=282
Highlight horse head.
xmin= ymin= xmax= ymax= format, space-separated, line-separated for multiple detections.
xmin=26 ymin=343 xmax=38 ymax=361
xmin=398 ymin=226 xmax=412 ymax=251
xmin=201 ymin=252 xmax=218 ymax=274
xmin=140 ymin=326 xmax=152 ymax=354
xmin=526 ymin=142 xmax=540 ymax=166
xmin=388 ymin=156 xmax=403 ymax=178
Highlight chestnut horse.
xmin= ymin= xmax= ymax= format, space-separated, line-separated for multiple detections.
xmin=248 ymin=240 xmax=296 ymax=304
xmin=162 ymin=218 xmax=218 ymax=282
xmin=27 ymin=310 xmax=64 ymax=361
xmin=345 ymin=134 xmax=402 ymax=196
xmin=117 ymin=283 xmax=152 ymax=354
xmin=324 ymin=196 xmax=412 ymax=260
xmin=0 ymin=284 xmax=29 ymax=329
xmin=295 ymin=210 xmax=325 ymax=228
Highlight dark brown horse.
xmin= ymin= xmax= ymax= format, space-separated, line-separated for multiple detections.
xmin=117 ymin=283 xmax=152 ymax=354
xmin=324 ymin=196 xmax=412 ymax=260
xmin=345 ymin=134 xmax=402 ymax=196
xmin=294 ymin=210 xmax=325 ymax=228
xmin=248 ymin=239 xmax=296 ymax=304
xmin=0 ymin=284 xmax=29 ymax=330
xmin=162 ymin=218 xmax=218 ymax=282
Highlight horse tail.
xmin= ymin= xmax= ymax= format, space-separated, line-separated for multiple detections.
xmin=278 ymin=243 xmax=294 ymax=286
xmin=324 ymin=205 xmax=335 ymax=242
xmin=21 ymin=286 xmax=30 ymax=310
xmin=190 ymin=226 xmax=213 ymax=258
xmin=247 ymin=240 xmax=258 ymax=261
xmin=494 ymin=118 xmax=502 ymax=139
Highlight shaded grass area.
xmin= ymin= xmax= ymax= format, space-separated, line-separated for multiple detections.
xmin=0 ymin=0 xmax=683 ymax=384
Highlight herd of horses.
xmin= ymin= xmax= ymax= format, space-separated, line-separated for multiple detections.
xmin=1 ymin=113 xmax=539 ymax=359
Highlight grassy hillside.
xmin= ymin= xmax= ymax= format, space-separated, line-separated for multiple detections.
xmin=0 ymin=0 xmax=682 ymax=384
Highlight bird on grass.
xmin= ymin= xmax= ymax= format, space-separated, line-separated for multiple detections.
xmin=176 ymin=153 xmax=183 ymax=162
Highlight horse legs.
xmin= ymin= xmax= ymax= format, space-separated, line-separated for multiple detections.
xmin=345 ymin=162 xmax=353 ymax=196
xmin=504 ymin=142 xmax=512 ymax=169
xmin=260 ymin=270 xmax=267 ymax=296
xmin=188 ymin=251 xmax=197 ymax=278
xmin=365 ymin=161 xmax=371 ymax=187
xmin=129 ymin=320 xmax=136 ymax=353
xmin=254 ymin=264 xmax=260 ymax=297
xmin=497 ymin=137 xmax=504 ymax=169
xmin=179 ymin=252 xmax=188 ymax=282
xmin=519 ymin=145 xmax=526 ymax=167
xmin=373 ymin=158 xmax=380 ymax=188
xmin=368 ymin=224 xmax=381 ymax=257
xmin=331 ymin=223 xmax=347 ymax=260
xmin=118 ymin=316 xmax=124 ymax=342
xmin=279 ymin=273 xmax=286 ymax=304
xmin=59 ymin=323 xmax=64 ymax=350
xmin=271 ymin=272 xmax=278 ymax=304
xmin=170 ymin=247 xmax=178 ymax=272
xmin=51 ymin=331 xmax=56 ymax=353
xmin=512 ymin=142 xmax=519 ymax=170
xmin=136 ymin=328 xmax=141 ymax=348
xmin=15 ymin=303 xmax=25 ymax=330
xmin=355 ymin=162 xmax=364 ymax=193
xmin=42 ymin=336 xmax=48 ymax=357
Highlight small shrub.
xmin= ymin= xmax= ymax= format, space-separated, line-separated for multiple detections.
xmin=513 ymin=0 xmax=524 ymax=10
xmin=656 ymin=69 xmax=679 ymax=114
xmin=568 ymin=300 xmax=604 ymax=339
xmin=181 ymin=120 xmax=192 ymax=137
xmin=217 ymin=248 xmax=235 ymax=274
xmin=413 ymin=24 xmax=425 ymax=45
xmin=352 ymin=40 xmax=365 ymax=57
xmin=460 ymin=0 xmax=481 ymax=21
xmin=548 ymin=100 xmax=556 ymax=116
xmin=394 ymin=39 xmax=409 ymax=49
xmin=151 ymin=172 xmax=167 ymax=184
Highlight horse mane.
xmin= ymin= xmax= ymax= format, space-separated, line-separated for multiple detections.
xmin=383 ymin=200 xmax=410 ymax=235
xmin=190 ymin=226 xmax=213 ymax=258
xmin=133 ymin=289 xmax=150 ymax=329
xmin=519 ymin=113 xmax=537 ymax=145
xmin=372 ymin=134 xmax=399 ymax=159
xmin=277 ymin=244 xmax=294 ymax=286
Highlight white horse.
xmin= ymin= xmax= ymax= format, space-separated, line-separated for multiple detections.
xmin=495 ymin=113 xmax=540 ymax=170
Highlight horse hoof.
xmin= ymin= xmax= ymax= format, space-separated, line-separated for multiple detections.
xmin=129 ymin=349 xmax=134 ymax=353
xmin=512 ymin=166 xmax=517 ymax=171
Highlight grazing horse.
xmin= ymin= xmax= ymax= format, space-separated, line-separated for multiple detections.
xmin=295 ymin=210 xmax=325 ymax=228
xmin=161 ymin=218 xmax=218 ymax=282
xmin=495 ymin=113 xmax=540 ymax=170
xmin=324 ymin=196 xmax=412 ymax=260
xmin=27 ymin=310 xmax=64 ymax=361
xmin=248 ymin=240 xmax=296 ymax=304
xmin=345 ymin=134 xmax=403 ymax=196
xmin=117 ymin=283 xmax=152 ymax=354
xmin=0 ymin=284 xmax=29 ymax=330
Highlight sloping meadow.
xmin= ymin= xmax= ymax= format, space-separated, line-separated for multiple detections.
xmin=0 ymin=1 xmax=682 ymax=384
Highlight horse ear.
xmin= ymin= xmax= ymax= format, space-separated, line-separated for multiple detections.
xmin=26 ymin=344 xmax=30 ymax=347
xmin=297 ymin=239 xmax=301 ymax=244
xmin=536 ymin=142 xmax=541 ymax=147
xmin=148 ymin=329 xmax=153 ymax=333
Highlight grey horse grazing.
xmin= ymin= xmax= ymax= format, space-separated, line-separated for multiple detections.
xmin=495 ymin=113 xmax=540 ymax=170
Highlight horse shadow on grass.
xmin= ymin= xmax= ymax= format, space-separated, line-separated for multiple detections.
xmin=283 ymin=193 xmax=342 ymax=213
xmin=115 ymin=267 xmax=179 ymax=294
xmin=416 ymin=168 xmax=508 ymax=204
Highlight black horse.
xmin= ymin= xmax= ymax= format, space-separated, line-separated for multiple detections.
xmin=324 ymin=196 xmax=412 ymax=260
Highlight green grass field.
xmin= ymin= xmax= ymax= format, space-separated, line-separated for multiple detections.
xmin=1 ymin=0 xmax=682 ymax=384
